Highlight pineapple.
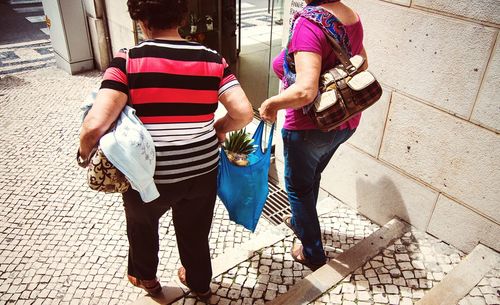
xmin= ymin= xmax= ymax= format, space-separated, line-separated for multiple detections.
xmin=223 ymin=128 xmax=256 ymax=166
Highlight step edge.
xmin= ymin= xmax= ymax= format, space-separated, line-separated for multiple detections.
xmin=211 ymin=223 xmax=290 ymax=276
xmin=316 ymin=196 xmax=341 ymax=217
xmin=266 ymin=218 xmax=410 ymax=305
xmin=415 ymin=243 xmax=500 ymax=305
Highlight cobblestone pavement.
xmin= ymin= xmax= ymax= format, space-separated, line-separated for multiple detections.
xmin=0 ymin=40 xmax=54 ymax=75
xmin=459 ymin=266 xmax=500 ymax=305
xmin=311 ymin=229 xmax=466 ymax=305
xmin=0 ymin=66 xmax=273 ymax=305
xmin=172 ymin=202 xmax=380 ymax=305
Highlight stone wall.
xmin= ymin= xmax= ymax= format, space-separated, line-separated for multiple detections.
xmin=298 ymin=0 xmax=499 ymax=253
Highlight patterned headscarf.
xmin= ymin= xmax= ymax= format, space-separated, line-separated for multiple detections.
xmin=282 ymin=0 xmax=351 ymax=90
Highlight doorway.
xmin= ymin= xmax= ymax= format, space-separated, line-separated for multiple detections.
xmin=234 ymin=0 xmax=285 ymax=112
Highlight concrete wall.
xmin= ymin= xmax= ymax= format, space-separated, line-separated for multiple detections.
xmin=82 ymin=0 xmax=110 ymax=71
xmin=103 ymin=0 xmax=135 ymax=55
xmin=278 ymin=0 xmax=499 ymax=253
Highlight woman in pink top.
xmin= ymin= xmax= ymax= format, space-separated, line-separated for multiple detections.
xmin=260 ymin=0 xmax=368 ymax=270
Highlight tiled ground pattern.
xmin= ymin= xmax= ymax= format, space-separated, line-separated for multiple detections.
xmin=0 ymin=67 xmax=271 ymax=305
xmin=321 ymin=205 xmax=380 ymax=259
xmin=459 ymin=266 xmax=500 ymax=305
xmin=172 ymin=203 xmax=380 ymax=304
xmin=0 ymin=41 xmax=55 ymax=75
xmin=311 ymin=229 xmax=466 ymax=305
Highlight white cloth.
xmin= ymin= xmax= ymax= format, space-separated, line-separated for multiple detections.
xmin=82 ymin=92 xmax=159 ymax=203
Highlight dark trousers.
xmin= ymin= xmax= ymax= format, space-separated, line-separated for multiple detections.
xmin=122 ymin=169 xmax=217 ymax=293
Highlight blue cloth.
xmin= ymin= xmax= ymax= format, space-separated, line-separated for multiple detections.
xmin=282 ymin=127 xmax=355 ymax=264
xmin=81 ymin=92 xmax=159 ymax=203
xmin=217 ymin=122 xmax=275 ymax=232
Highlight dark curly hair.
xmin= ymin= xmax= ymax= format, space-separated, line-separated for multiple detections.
xmin=127 ymin=0 xmax=188 ymax=30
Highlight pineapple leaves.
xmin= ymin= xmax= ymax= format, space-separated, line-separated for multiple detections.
xmin=224 ymin=128 xmax=256 ymax=155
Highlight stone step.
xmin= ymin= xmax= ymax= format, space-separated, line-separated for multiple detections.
xmin=417 ymin=244 xmax=499 ymax=305
xmin=458 ymin=265 xmax=500 ymax=305
xmin=268 ymin=218 xmax=410 ymax=305
xmin=304 ymin=226 xmax=470 ymax=304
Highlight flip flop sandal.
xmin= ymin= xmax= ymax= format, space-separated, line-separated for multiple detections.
xmin=127 ymin=275 xmax=162 ymax=296
xmin=282 ymin=214 xmax=298 ymax=236
xmin=178 ymin=266 xmax=212 ymax=300
xmin=290 ymin=244 xmax=326 ymax=271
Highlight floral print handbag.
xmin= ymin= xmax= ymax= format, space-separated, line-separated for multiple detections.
xmin=77 ymin=147 xmax=130 ymax=193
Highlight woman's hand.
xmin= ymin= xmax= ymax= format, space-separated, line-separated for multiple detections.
xmin=214 ymin=119 xmax=227 ymax=144
xmin=259 ymin=99 xmax=277 ymax=123
xmin=78 ymin=146 xmax=92 ymax=163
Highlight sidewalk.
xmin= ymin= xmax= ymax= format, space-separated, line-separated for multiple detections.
xmin=0 ymin=66 xmax=275 ymax=305
xmin=1 ymin=66 xmax=499 ymax=305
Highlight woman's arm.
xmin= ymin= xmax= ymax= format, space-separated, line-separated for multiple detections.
xmin=214 ymin=86 xmax=254 ymax=142
xmin=259 ymin=51 xmax=322 ymax=122
xmin=79 ymin=88 xmax=128 ymax=160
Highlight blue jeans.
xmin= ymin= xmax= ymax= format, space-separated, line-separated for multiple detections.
xmin=282 ymin=127 xmax=356 ymax=265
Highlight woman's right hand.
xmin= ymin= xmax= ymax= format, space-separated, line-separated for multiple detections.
xmin=259 ymin=99 xmax=277 ymax=123
xmin=79 ymin=89 xmax=128 ymax=158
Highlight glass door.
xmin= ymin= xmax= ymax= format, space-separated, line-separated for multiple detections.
xmin=266 ymin=0 xmax=285 ymax=99
xmin=234 ymin=0 xmax=284 ymax=111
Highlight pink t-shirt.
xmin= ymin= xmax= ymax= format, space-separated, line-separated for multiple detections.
xmin=272 ymin=16 xmax=364 ymax=130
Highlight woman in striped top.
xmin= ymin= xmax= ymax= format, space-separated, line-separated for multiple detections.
xmin=79 ymin=0 xmax=253 ymax=298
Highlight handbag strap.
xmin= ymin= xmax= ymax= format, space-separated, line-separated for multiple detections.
xmin=319 ymin=27 xmax=356 ymax=75
xmin=283 ymin=6 xmax=353 ymax=88
xmin=296 ymin=8 xmax=356 ymax=76
xmin=253 ymin=121 xmax=275 ymax=156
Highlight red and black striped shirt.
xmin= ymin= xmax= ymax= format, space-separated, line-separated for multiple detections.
xmin=101 ymin=39 xmax=239 ymax=184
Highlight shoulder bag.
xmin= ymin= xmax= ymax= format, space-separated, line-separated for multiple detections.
xmin=77 ymin=146 xmax=130 ymax=193
xmin=311 ymin=26 xmax=383 ymax=131
xmin=284 ymin=7 xmax=383 ymax=131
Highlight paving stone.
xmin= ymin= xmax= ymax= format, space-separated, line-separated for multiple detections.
xmin=373 ymin=293 xmax=389 ymax=303
xmin=313 ymin=229 xmax=465 ymax=304
xmin=458 ymin=266 xmax=500 ymax=305
xmin=388 ymin=294 xmax=400 ymax=304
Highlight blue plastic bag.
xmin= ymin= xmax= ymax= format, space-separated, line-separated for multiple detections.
xmin=217 ymin=121 xmax=275 ymax=232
